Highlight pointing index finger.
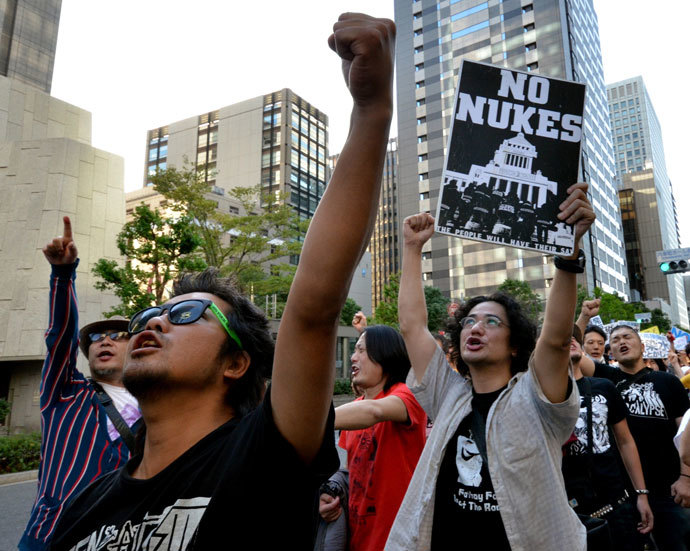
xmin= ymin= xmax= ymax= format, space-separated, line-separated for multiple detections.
xmin=63 ymin=216 xmax=73 ymax=240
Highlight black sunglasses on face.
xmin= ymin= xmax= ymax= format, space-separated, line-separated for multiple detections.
xmin=89 ymin=331 xmax=129 ymax=343
xmin=128 ymin=299 xmax=243 ymax=350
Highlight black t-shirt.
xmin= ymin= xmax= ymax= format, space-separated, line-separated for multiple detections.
xmin=50 ymin=387 xmax=339 ymax=551
xmin=594 ymin=363 xmax=689 ymax=495
xmin=431 ymin=386 xmax=511 ymax=551
xmin=562 ymin=377 xmax=628 ymax=509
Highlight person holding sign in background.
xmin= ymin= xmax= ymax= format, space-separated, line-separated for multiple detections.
xmin=387 ymin=182 xmax=594 ymax=550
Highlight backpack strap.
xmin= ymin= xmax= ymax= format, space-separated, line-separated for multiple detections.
xmin=89 ymin=379 xmax=137 ymax=451
xmin=615 ymin=367 xmax=652 ymax=393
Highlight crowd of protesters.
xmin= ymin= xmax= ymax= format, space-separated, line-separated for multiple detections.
xmin=15 ymin=10 xmax=690 ymax=551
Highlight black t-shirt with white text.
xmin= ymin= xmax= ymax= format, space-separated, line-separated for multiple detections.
xmin=50 ymin=387 xmax=339 ymax=551
xmin=431 ymin=386 xmax=510 ymax=551
xmin=594 ymin=363 xmax=689 ymax=495
xmin=562 ymin=377 xmax=628 ymax=510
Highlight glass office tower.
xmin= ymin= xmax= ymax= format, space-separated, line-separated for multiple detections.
xmin=608 ymin=77 xmax=688 ymax=326
xmin=394 ymin=0 xmax=629 ymax=301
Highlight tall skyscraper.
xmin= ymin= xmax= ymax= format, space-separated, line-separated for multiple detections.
xmin=0 ymin=0 xmax=62 ymax=93
xmin=329 ymin=138 xmax=399 ymax=310
xmin=144 ymin=89 xmax=328 ymax=225
xmin=371 ymin=138 xmax=401 ymax=309
xmin=607 ymin=76 xmax=688 ymax=327
xmin=394 ymin=0 xmax=628 ymax=302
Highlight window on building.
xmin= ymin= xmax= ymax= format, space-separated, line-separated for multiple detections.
xmin=526 ymin=62 xmax=538 ymax=71
xmin=522 ymin=4 xmax=533 ymax=13
xmin=525 ymin=42 xmax=536 ymax=52
xmin=523 ymin=23 xmax=535 ymax=32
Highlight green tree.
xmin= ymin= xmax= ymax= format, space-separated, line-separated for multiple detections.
xmin=340 ymin=298 xmax=362 ymax=326
xmin=576 ymin=287 xmax=652 ymax=325
xmin=372 ymin=272 xmax=400 ymax=329
xmin=0 ymin=398 xmax=10 ymax=425
xmin=641 ymin=308 xmax=671 ymax=333
xmin=150 ymin=164 xmax=309 ymax=307
xmin=425 ymin=286 xmax=450 ymax=332
xmin=497 ymin=278 xmax=543 ymax=325
xmin=372 ymin=272 xmax=451 ymax=331
xmin=92 ymin=204 xmax=205 ymax=317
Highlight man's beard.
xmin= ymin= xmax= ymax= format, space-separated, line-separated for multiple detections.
xmin=91 ymin=367 xmax=121 ymax=383
xmin=122 ymin=361 xmax=221 ymax=402
xmin=122 ymin=368 xmax=173 ymax=402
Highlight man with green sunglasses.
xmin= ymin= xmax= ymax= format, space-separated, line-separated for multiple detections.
xmin=51 ymin=13 xmax=396 ymax=551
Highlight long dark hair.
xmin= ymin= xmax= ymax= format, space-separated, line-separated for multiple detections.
xmin=361 ymin=325 xmax=411 ymax=392
xmin=447 ymin=292 xmax=536 ymax=377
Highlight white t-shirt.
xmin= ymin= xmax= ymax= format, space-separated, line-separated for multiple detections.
xmin=674 ymin=408 xmax=690 ymax=450
xmin=98 ymin=382 xmax=141 ymax=442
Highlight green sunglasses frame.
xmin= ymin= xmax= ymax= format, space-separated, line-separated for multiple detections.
xmin=129 ymin=299 xmax=243 ymax=350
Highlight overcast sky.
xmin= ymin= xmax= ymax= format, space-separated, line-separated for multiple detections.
xmin=51 ymin=1 xmax=690 ymax=248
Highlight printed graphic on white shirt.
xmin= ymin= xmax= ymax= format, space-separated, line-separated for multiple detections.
xmin=456 ymin=434 xmax=483 ymax=487
xmin=453 ymin=430 xmax=500 ymax=513
xmin=571 ymin=395 xmax=611 ymax=455
xmin=621 ymin=382 xmax=668 ymax=420
xmin=68 ymin=497 xmax=210 ymax=551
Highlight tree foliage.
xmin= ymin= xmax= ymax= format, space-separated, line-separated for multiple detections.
xmin=150 ymin=164 xmax=309 ymax=305
xmin=373 ymin=273 xmax=400 ymax=329
xmin=92 ymin=204 xmax=205 ymax=317
xmin=575 ymin=287 xmax=672 ymax=333
xmin=497 ymin=278 xmax=543 ymax=325
xmin=372 ymin=272 xmax=451 ymax=331
xmin=340 ymin=298 xmax=363 ymax=326
xmin=425 ymin=286 xmax=451 ymax=332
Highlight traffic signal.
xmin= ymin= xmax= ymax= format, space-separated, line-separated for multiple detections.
xmin=659 ymin=259 xmax=689 ymax=274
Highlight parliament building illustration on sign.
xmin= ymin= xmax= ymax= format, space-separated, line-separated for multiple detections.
xmin=438 ymin=132 xmax=572 ymax=251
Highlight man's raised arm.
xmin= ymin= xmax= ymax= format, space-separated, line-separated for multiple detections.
xmin=533 ymin=183 xmax=595 ymax=402
xmin=271 ymin=14 xmax=395 ymax=462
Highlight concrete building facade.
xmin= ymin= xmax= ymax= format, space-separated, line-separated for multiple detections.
xmin=393 ymin=0 xmax=628 ymax=302
xmin=0 ymin=76 xmax=124 ymax=433
xmin=607 ymin=76 xmax=687 ymax=327
xmin=144 ymin=89 xmax=328 ymax=224
xmin=0 ymin=0 xmax=61 ymax=93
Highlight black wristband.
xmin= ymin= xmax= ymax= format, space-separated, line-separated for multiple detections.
xmin=554 ymin=250 xmax=585 ymax=274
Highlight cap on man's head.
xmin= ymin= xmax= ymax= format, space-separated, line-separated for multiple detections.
xmin=572 ymin=324 xmax=583 ymax=347
xmin=79 ymin=316 xmax=129 ymax=357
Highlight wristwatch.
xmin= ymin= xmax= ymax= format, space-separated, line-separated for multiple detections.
xmin=554 ymin=250 xmax=586 ymax=274
xmin=635 ymin=489 xmax=650 ymax=495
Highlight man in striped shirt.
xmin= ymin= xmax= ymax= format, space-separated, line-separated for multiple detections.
xmin=19 ymin=217 xmax=141 ymax=551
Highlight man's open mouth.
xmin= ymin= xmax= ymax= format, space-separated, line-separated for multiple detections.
xmin=131 ymin=331 xmax=162 ymax=352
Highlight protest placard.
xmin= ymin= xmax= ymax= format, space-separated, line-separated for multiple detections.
xmin=435 ymin=60 xmax=586 ymax=255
